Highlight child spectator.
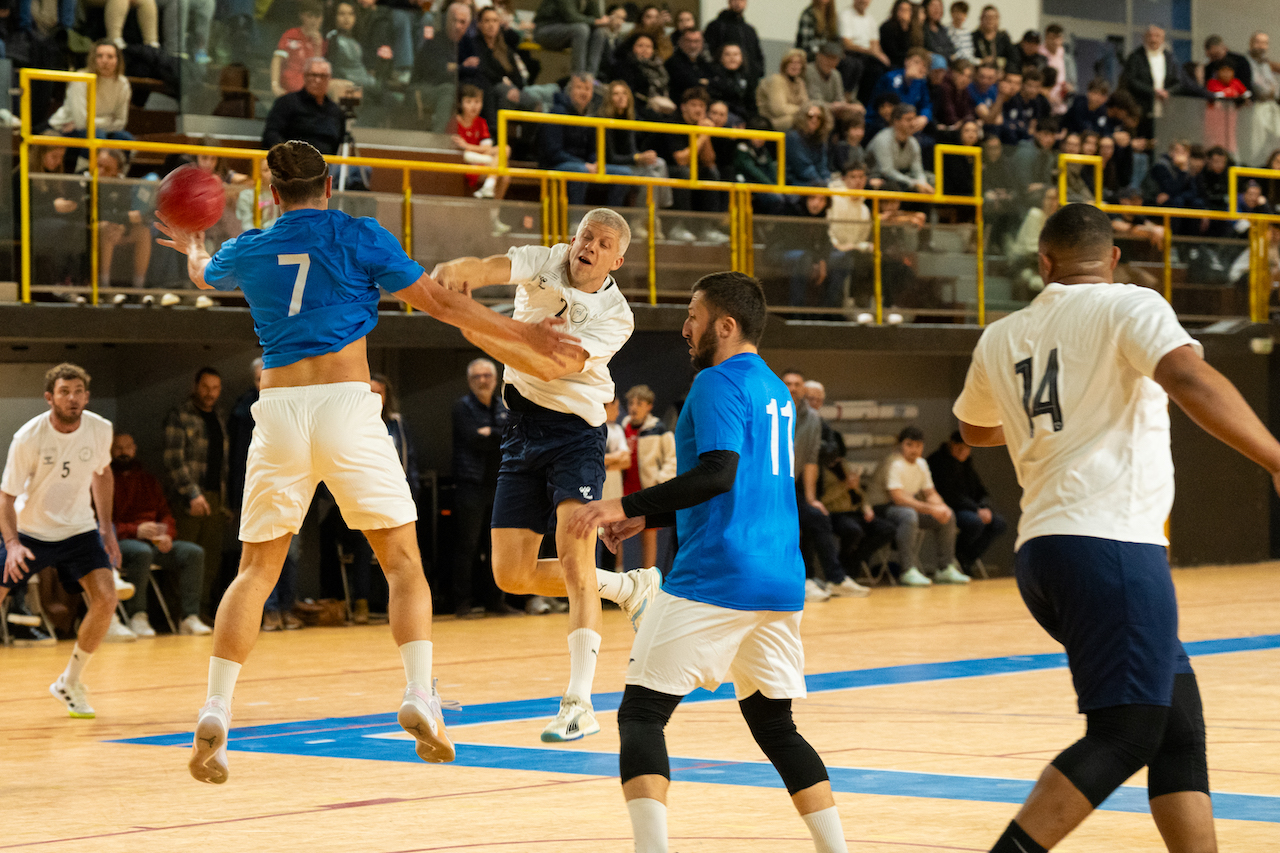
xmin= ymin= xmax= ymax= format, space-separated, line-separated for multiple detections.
xmin=946 ymin=1 xmax=973 ymax=62
xmin=450 ymin=83 xmax=510 ymax=203
xmin=1207 ymin=62 xmax=1251 ymax=102
xmin=734 ymin=114 xmax=787 ymax=214
xmin=272 ymin=1 xmax=327 ymax=97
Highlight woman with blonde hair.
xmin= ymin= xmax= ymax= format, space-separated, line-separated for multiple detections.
xmin=598 ymin=80 xmax=672 ymax=210
xmin=756 ymin=48 xmax=811 ymax=131
xmin=49 ymin=40 xmax=134 ymax=171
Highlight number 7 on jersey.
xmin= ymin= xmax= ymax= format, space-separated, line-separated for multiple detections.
xmin=279 ymin=253 xmax=311 ymax=317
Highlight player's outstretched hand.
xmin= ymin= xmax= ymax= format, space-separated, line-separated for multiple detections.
xmin=567 ymin=497 xmax=627 ymax=540
xmin=154 ymin=211 xmax=206 ymax=256
xmin=2 ymin=540 xmax=34 ymax=585
xmin=600 ymin=517 xmax=645 ymax=554
xmin=430 ymin=261 xmax=471 ymax=294
xmin=524 ymin=316 xmax=583 ymax=361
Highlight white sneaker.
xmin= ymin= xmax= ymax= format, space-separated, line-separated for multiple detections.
xmin=189 ymin=696 xmax=231 ymax=784
xmin=540 ymin=694 xmax=600 ymax=743
xmin=113 ymin=569 xmax=135 ymax=601
xmin=104 ymin=614 xmax=138 ymax=642
xmin=525 ymin=595 xmax=552 ymax=615
xmin=804 ymin=578 xmax=831 ymax=602
xmin=829 ymin=576 xmax=871 ymax=597
xmin=129 ymin=612 xmax=157 ymax=638
xmin=398 ymin=681 xmax=455 ymax=763
xmin=160 ymin=292 xmax=182 ymax=307
xmin=668 ymin=224 xmax=697 ymax=242
xmin=50 ymin=677 xmax=95 ymax=718
xmin=700 ymin=227 xmax=730 ymax=245
xmin=935 ymin=564 xmax=972 ymax=585
xmin=615 ymin=566 xmax=661 ymax=633
xmin=194 ymin=295 xmax=214 ymax=309
xmin=179 ymin=614 xmax=213 ymax=635
xmin=900 ymin=567 xmax=932 ymax=587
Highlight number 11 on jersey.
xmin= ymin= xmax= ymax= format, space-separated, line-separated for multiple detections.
xmin=765 ymin=398 xmax=796 ymax=478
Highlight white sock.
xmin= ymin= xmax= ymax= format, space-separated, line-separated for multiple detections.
xmin=565 ymin=628 xmax=601 ymax=700
xmin=596 ymin=567 xmax=632 ymax=603
xmin=626 ymin=798 xmax=668 ymax=853
xmin=61 ymin=643 xmax=92 ymax=685
xmin=399 ymin=639 xmax=433 ymax=688
xmin=801 ymin=806 xmax=848 ymax=853
xmin=207 ymin=656 xmax=243 ymax=704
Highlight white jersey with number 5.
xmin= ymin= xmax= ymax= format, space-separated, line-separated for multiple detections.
xmin=953 ymin=282 xmax=1199 ymax=549
xmin=1 ymin=410 xmax=113 ymax=541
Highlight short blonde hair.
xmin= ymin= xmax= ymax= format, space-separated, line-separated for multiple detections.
xmin=578 ymin=208 xmax=631 ymax=254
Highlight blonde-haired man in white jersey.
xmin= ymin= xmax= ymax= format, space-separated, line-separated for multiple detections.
xmin=954 ymin=203 xmax=1280 ymax=853
xmin=432 ymin=209 xmax=662 ymax=743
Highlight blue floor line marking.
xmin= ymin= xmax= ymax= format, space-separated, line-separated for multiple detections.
xmin=111 ymin=633 xmax=1280 ymax=823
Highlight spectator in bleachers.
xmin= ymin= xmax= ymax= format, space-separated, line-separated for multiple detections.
xmin=450 ymin=83 xmax=509 ymax=204
xmin=110 ymin=432 xmax=210 ymax=637
xmin=263 ymin=57 xmax=344 ymax=153
xmin=599 ymin=80 xmax=672 ymax=210
xmin=96 ymin=148 xmax=153 ymax=290
xmin=756 ymin=49 xmax=810 ymax=132
xmin=826 ymin=162 xmax=873 ymax=307
xmin=927 ymin=431 xmax=1005 ymax=577
xmin=1207 ymin=62 xmax=1250 ymax=102
xmin=30 ymin=145 xmax=87 ymax=288
xmin=236 ymin=158 xmax=279 ymax=231
xmin=940 ymin=118 xmax=981 ymax=201
xmin=806 ymin=40 xmax=860 ymax=125
xmin=621 ymin=384 xmax=676 ymax=568
xmin=1063 ymin=76 xmax=1112 ymax=135
xmin=327 ymin=1 xmax=386 ymax=116
xmin=411 ymin=0 xmax=470 ymax=133
xmin=1120 ymin=24 xmax=1185 ymax=138
xmin=864 ymin=90 xmax=898 ymax=138
xmin=993 ymin=69 xmax=1041 ymax=144
xmin=1143 ymin=139 xmax=1199 ymax=208
xmin=780 ymin=194 xmax=831 ymax=305
xmin=878 ymin=0 xmax=917 ymax=71
xmin=660 ymin=86 xmax=728 ymax=241
xmin=1039 ymin=23 xmax=1075 ymax=114
xmin=708 ymin=42 xmax=756 ymax=122
xmin=82 ymin=0 xmax=159 ymax=50
xmin=159 ymin=0 xmax=214 ymax=63
xmin=271 ymin=0 xmax=327 ymax=97
xmin=921 ymin=0 xmax=953 ymax=58
xmin=632 ymin=4 xmax=673 ymax=61
xmin=1012 ymin=30 xmax=1046 ymax=76
xmin=377 ymin=0 xmax=425 ymax=83
xmin=616 ymin=32 xmax=676 ymax=118
xmin=969 ymin=59 xmax=999 ymax=121
xmin=212 ymin=63 xmax=256 ymax=118
xmin=466 ymin=6 xmax=557 ymax=128
xmin=981 ymin=132 xmax=1019 ymax=249
xmin=451 ymin=358 xmax=509 ymax=618
xmin=864 ymin=425 xmax=965 ymax=587
xmin=666 ymin=26 xmax=712 ymax=102
xmin=970 ymin=4 xmax=1016 ymax=72
xmin=706 ymin=100 xmax=739 ymax=175
xmin=1204 ymin=34 xmax=1252 ymax=94
xmin=1198 ymin=145 xmax=1235 ymax=236
xmin=868 ymin=103 xmax=933 ymax=194
xmin=795 ymin=0 xmax=838 ymax=62
xmin=871 ymin=47 xmax=933 ymax=132
xmin=945 ymin=1 xmax=973 ymax=62
xmin=532 ymin=0 xmax=610 ymax=77
xmin=1247 ymin=32 xmax=1279 ymax=103
xmin=734 ymin=114 xmax=787 ymax=214
xmin=829 ymin=114 xmax=868 ymax=174
xmin=785 ymin=103 xmax=832 ymax=187
xmin=1260 ymin=148 xmax=1280 ymax=207
xmin=1011 ymin=115 xmax=1059 ymax=202
xmin=838 ymin=0 xmax=888 ymax=104
xmin=50 ymin=41 xmax=133 ymax=171
xmin=593 ymin=5 xmax=629 ymax=81
xmin=704 ymin=0 xmax=764 ymax=88
xmin=934 ymin=56 xmax=974 ymax=128
xmin=163 ymin=367 xmax=228 ymax=622
xmin=542 ymin=72 xmax=630 ymax=206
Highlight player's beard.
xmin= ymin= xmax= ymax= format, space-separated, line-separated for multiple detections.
xmin=690 ymin=323 xmax=718 ymax=371
xmin=50 ymin=402 xmax=82 ymax=427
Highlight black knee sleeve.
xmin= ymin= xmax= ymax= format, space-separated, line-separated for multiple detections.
xmin=738 ymin=692 xmax=829 ymax=795
xmin=1051 ymin=704 xmax=1168 ymax=807
xmin=617 ymin=684 xmax=683 ymax=785
xmin=1147 ymin=673 xmax=1210 ymax=799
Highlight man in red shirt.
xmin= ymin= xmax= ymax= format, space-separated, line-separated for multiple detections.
xmin=112 ymin=433 xmax=211 ymax=637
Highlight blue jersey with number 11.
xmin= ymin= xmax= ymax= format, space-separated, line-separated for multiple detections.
xmin=204 ymin=208 xmax=424 ymax=368
xmin=663 ymin=353 xmax=805 ymax=612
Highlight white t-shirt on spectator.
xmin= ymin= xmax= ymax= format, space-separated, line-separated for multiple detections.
xmin=953 ymin=282 xmax=1199 ymax=549
xmin=865 ymin=451 xmax=933 ymax=506
xmin=603 ymin=420 xmax=626 ymax=500
xmin=838 ymin=8 xmax=878 ymax=50
xmin=504 ymin=243 xmax=635 ymax=427
xmin=1 ymin=410 xmax=113 ymax=541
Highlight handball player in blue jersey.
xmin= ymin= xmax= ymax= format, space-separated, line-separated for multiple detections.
xmin=156 ymin=140 xmax=580 ymax=784
xmin=568 ymin=273 xmax=850 ymax=853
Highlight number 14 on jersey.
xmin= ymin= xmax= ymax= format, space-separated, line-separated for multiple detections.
xmin=1015 ymin=348 xmax=1064 ymax=436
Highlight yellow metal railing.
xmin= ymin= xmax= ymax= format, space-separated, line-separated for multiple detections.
xmin=1057 ymin=154 xmax=1280 ymax=322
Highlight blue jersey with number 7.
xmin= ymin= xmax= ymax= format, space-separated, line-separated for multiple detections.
xmin=663 ymin=352 xmax=805 ymax=612
xmin=204 ymin=208 xmax=424 ymax=368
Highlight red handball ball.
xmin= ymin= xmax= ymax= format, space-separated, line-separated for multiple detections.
xmin=156 ymin=165 xmax=226 ymax=232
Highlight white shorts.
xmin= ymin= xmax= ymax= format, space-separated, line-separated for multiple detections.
xmin=239 ymin=382 xmax=416 ymax=543
xmin=626 ymin=590 xmax=807 ymax=700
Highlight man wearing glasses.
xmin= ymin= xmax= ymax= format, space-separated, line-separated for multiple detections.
xmin=263 ymin=57 xmax=346 ymax=155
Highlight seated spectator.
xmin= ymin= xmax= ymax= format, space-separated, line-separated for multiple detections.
xmin=935 ymin=56 xmax=975 ymax=128
xmin=871 ymin=47 xmax=933 ymax=133
xmin=940 ymin=118 xmax=981 ymax=201
xmin=465 ymin=6 xmax=558 ymax=128
xmin=922 ymin=0 xmax=954 ymax=57
xmin=96 ymin=149 xmax=152 ymax=290
xmin=1011 ymin=115 xmax=1059 ymax=202
xmin=1207 ymin=62 xmax=1251 ymax=102
xmin=805 ymin=40 xmax=861 ymax=124
xmin=666 ymin=25 xmax=713 ymax=100
xmin=236 ymin=158 xmax=280 ymax=231
xmin=968 ymin=59 xmax=1000 ymax=122
xmin=796 ymin=0 xmax=838 ymax=63
xmin=826 ymin=162 xmax=874 ymax=307
xmin=659 ymin=86 xmax=728 ymax=242
xmin=970 ymin=3 xmax=1018 ymax=72
xmin=734 ymin=114 xmax=787 ymax=214
xmin=864 ymin=426 xmax=967 ymax=587
xmin=110 ymin=432 xmax=211 ymax=638
xmin=994 ymin=69 xmax=1045 ymax=144
xmin=271 ymin=1 xmax=327 ymax=97
xmin=927 ymin=431 xmax=1006 ymax=576
xmin=413 ymin=1 xmax=470 ymax=134
xmin=828 ymin=113 xmax=868 ymax=175
xmin=83 ymin=0 xmax=159 ymax=50
xmin=616 ymin=32 xmax=676 ymax=118
xmin=867 ymin=103 xmax=934 ymax=194
xmin=878 ymin=0 xmax=916 ymax=71
xmin=159 ymin=0 xmax=214 ymax=63
xmin=541 ymin=72 xmax=630 ymax=206
xmin=706 ymin=100 xmax=739 ymax=173
xmin=1007 ymin=187 xmax=1059 ymax=295
xmin=621 ymin=385 xmax=676 ymax=568
xmin=632 ymin=4 xmax=674 ymax=61
xmin=376 ymin=0 xmax=425 ymax=83
xmin=946 ymin=1 xmax=973 ymax=62
xmin=865 ymin=90 xmax=900 ymax=139
xmin=1204 ymin=34 xmax=1253 ymax=94
xmin=263 ymin=57 xmax=345 ymax=154
xmin=1059 ymin=131 xmax=1093 ymax=204
xmin=593 ymin=4 xmax=631 ymax=81
xmin=450 ymin=84 xmax=510 ymax=203
xmin=49 ymin=41 xmax=133 ymax=172
xmin=533 ymin=0 xmax=610 ymax=77
xmin=838 ymin=0 xmax=889 ymax=104
xmin=780 ymin=194 xmax=832 ymax=306
xmin=1198 ymin=145 xmax=1235 ymax=236
xmin=1143 ymin=139 xmax=1199 ymax=208
xmin=981 ymin=132 xmax=1020 ymax=250
xmin=1063 ymin=77 xmax=1112 ymax=135
xmin=757 ymin=48 xmax=811 ymax=132
xmin=1259 ymin=148 xmax=1280 ymax=208
xmin=785 ymin=104 xmax=833 ymax=187
xmin=705 ymin=0 xmax=765 ymax=85
xmin=1012 ymin=29 xmax=1046 ymax=76
xmin=1040 ymin=23 xmax=1075 ymax=113
xmin=30 ymin=145 xmax=87 ymax=287
xmin=327 ymin=1 xmax=386 ymax=116
xmin=708 ymin=42 xmax=757 ymax=122
xmin=599 ymin=80 xmax=672 ymax=210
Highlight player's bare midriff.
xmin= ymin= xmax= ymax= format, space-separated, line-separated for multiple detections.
xmin=261 ymin=338 xmax=371 ymax=389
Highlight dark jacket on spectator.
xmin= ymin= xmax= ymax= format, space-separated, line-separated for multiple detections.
xmin=926 ymin=444 xmax=989 ymax=513
xmin=1142 ymin=154 xmax=1200 ymax=207
xmin=704 ymin=8 xmax=764 ymax=84
xmin=666 ymin=50 xmax=714 ymax=103
xmin=935 ymin=75 xmax=974 ymax=126
xmin=534 ymin=0 xmax=603 ymax=27
xmin=785 ymin=126 xmax=831 ymax=187
xmin=878 ymin=19 xmax=914 ymax=70
xmin=1119 ymin=46 xmax=1184 ymax=117
xmin=735 ymin=140 xmax=777 ymax=183
xmin=1063 ymin=93 xmax=1113 ymax=135
xmin=923 ymin=20 xmax=954 ymax=57
xmin=971 ymin=29 xmax=1018 ymax=71
xmin=262 ymin=90 xmax=345 ymax=153
xmin=1197 ymin=163 xmax=1232 ymax=211
xmin=616 ymin=52 xmax=671 ymax=116
xmin=708 ymin=62 xmax=757 ymax=121
xmin=603 ymin=125 xmax=640 ymax=166
xmin=452 ymin=391 xmax=509 ymax=485
xmin=541 ymin=90 xmax=596 ymax=165
xmin=462 ymin=28 xmax=530 ymax=90
xmin=413 ymin=29 xmax=463 ymax=86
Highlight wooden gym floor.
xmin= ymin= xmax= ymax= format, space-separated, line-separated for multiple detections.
xmin=3 ymin=563 xmax=1279 ymax=852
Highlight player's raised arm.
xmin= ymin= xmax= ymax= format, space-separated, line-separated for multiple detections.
xmin=154 ymin=212 xmax=213 ymax=289
xmin=429 ymin=254 xmax=514 ymax=293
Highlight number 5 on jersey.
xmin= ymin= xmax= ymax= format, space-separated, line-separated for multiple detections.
xmin=279 ymin=253 xmax=311 ymax=317
xmin=1015 ymin=348 xmax=1064 ymax=436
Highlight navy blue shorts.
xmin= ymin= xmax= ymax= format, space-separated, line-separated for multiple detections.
xmin=1016 ymin=535 xmax=1194 ymax=713
xmin=0 ymin=530 xmax=112 ymax=593
xmin=491 ymin=386 xmax=606 ymax=535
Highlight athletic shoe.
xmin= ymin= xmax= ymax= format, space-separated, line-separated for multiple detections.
xmin=700 ymin=227 xmax=730 ymax=245
xmin=668 ymin=224 xmax=697 ymax=242
xmin=189 ymin=696 xmax=231 ymax=783
xmin=616 ymin=566 xmax=661 ymax=633
xmin=282 ymin=613 xmax=303 ymax=630
xmin=160 ymin=293 xmax=182 ymax=307
xmin=804 ymin=578 xmax=831 ymax=602
xmin=540 ymin=694 xmax=600 ymax=743
xmin=130 ymin=612 xmax=157 ymax=638
xmin=10 ymin=624 xmax=56 ymax=647
xmin=828 ymin=576 xmax=871 ymax=597
xmin=113 ymin=569 xmax=135 ymax=601
xmin=104 ymin=614 xmax=137 ymax=642
xmin=194 ymin=295 xmax=214 ymax=309
xmin=525 ymin=595 xmax=552 ymax=615
xmin=49 ymin=677 xmax=95 ymax=718
xmin=261 ymin=611 xmax=282 ymax=631
xmin=899 ymin=567 xmax=932 ymax=587
xmin=6 ymin=610 xmax=41 ymax=627
xmin=179 ymin=614 xmax=212 ymax=636
xmin=352 ymin=598 xmax=370 ymax=624
xmin=548 ymin=597 xmax=569 ymax=613
xmin=934 ymin=564 xmax=972 ymax=585
xmin=398 ymin=681 xmax=455 ymax=763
